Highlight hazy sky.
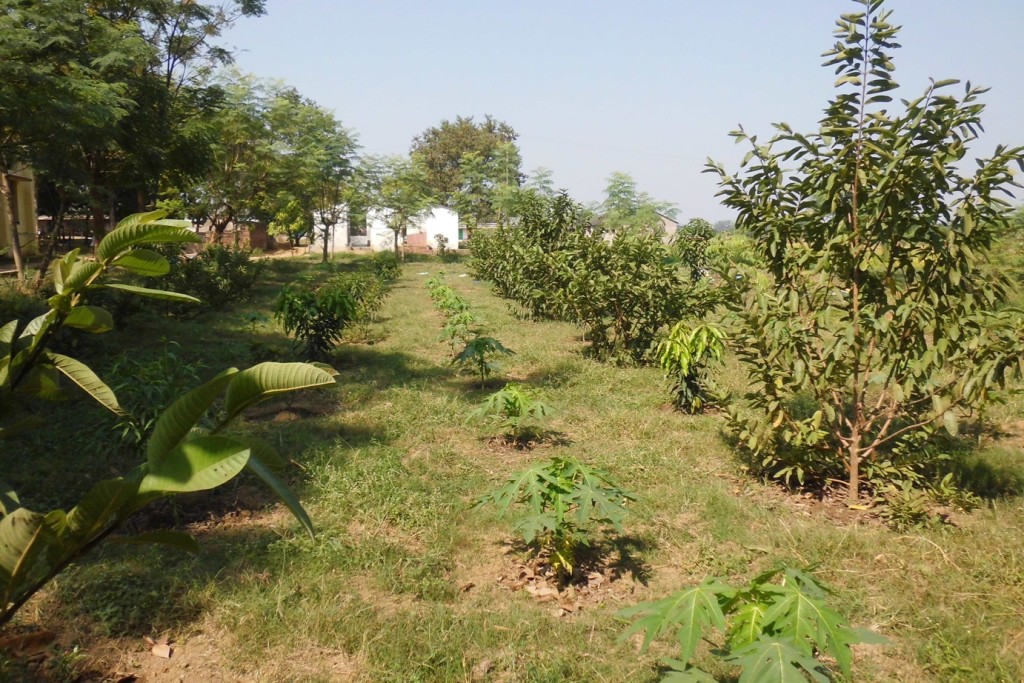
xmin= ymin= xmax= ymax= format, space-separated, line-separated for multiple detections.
xmin=220 ymin=1 xmax=1024 ymax=222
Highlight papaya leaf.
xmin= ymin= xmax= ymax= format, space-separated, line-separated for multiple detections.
xmin=617 ymin=578 xmax=731 ymax=661
xmin=724 ymin=636 xmax=830 ymax=683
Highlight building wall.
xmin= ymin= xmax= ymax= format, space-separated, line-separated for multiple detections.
xmin=317 ymin=206 xmax=459 ymax=253
xmin=0 ymin=165 xmax=38 ymax=255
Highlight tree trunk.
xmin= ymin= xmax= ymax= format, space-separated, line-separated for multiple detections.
xmin=33 ymin=197 xmax=66 ymax=290
xmin=392 ymin=229 xmax=400 ymax=259
xmin=321 ymin=224 xmax=332 ymax=263
xmin=847 ymin=439 xmax=861 ymax=503
xmin=0 ymin=173 xmax=25 ymax=282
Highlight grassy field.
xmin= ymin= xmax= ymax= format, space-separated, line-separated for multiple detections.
xmin=3 ymin=253 xmax=1023 ymax=682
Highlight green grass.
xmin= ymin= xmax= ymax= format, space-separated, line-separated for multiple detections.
xmin=3 ymin=253 xmax=1024 ymax=681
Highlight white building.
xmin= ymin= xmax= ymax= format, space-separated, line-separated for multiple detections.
xmin=314 ymin=206 xmax=459 ymax=254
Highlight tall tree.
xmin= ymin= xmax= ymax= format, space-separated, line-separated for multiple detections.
xmin=708 ymin=0 xmax=1024 ymax=502
xmin=598 ymin=171 xmax=677 ymax=237
xmin=410 ymin=115 xmax=521 ymax=206
xmin=0 ymin=0 xmax=139 ymax=280
xmin=377 ymin=157 xmax=435 ymax=258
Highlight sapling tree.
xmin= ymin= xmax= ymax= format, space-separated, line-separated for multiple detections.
xmin=469 ymin=382 xmax=553 ymax=443
xmin=707 ymin=0 xmax=1024 ymax=501
xmin=656 ymin=322 xmax=726 ymax=414
xmin=453 ymin=336 xmax=514 ymax=387
xmin=476 ymin=457 xmax=634 ymax=581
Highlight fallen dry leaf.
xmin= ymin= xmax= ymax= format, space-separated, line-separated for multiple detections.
xmin=151 ymin=643 xmax=172 ymax=659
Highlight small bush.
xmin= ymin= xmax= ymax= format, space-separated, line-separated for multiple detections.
xmin=453 ymin=335 xmax=514 ymax=387
xmin=656 ymin=322 xmax=726 ymax=413
xmin=469 ymin=382 xmax=552 ymax=442
xmin=159 ymin=244 xmax=264 ymax=313
xmin=476 ymin=457 xmax=634 ymax=581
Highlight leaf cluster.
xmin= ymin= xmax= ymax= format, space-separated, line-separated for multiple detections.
xmin=656 ymin=322 xmax=726 ymax=413
xmin=469 ymin=382 xmax=553 ymax=439
xmin=619 ymin=567 xmax=885 ymax=682
xmin=0 ymin=210 xmax=336 ymax=628
xmin=476 ymin=457 xmax=635 ymax=578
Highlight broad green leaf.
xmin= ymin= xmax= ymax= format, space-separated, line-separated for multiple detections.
xmin=44 ymin=352 xmax=123 ymax=415
xmin=63 ymin=261 xmax=102 ymax=291
xmin=147 ymin=369 xmax=237 ymax=467
xmin=221 ymin=362 xmax=336 ymax=423
xmin=63 ymin=306 xmax=114 ymax=334
xmin=110 ymin=248 xmax=170 ymax=276
xmin=662 ymin=663 xmax=718 ymax=682
xmin=98 ymin=216 xmax=198 ymax=262
xmin=65 ymin=479 xmax=140 ymax=547
xmin=725 ymin=636 xmax=830 ymax=683
xmin=0 ymin=321 xmax=17 ymax=357
xmin=109 ymin=531 xmax=199 ymax=553
xmin=0 ymin=508 xmax=64 ymax=607
xmin=617 ymin=578 xmax=731 ymax=661
xmin=138 ymin=436 xmax=250 ymax=495
xmin=245 ymin=456 xmax=314 ymax=538
xmin=100 ymin=283 xmax=200 ymax=303
xmin=115 ymin=209 xmax=168 ymax=230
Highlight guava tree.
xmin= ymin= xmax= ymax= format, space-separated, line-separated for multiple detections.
xmin=708 ymin=0 xmax=1024 ymax=501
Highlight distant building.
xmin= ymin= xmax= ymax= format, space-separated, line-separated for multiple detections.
xmin=316 ymin=206 xmax=459 ymax=253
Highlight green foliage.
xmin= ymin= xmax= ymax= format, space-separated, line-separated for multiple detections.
xmin=159 ymin=244 xmax=264 ymax=313
xmin=371 ymin=251 xmax=402 ymax=283
xmin=274 ymin=266 xmax=393 ymax=360
xmin=673 ymin=218 xmax=716 ymax=282
xmin=0 ymin=211 xmax=334 ymax=628
xmin=469 ymin=382 xmax=553 ymax=440
xmin=619 ymin=567 xmax=885 ymax=682
xmin=706 ymin=0 xmax=1024 ymax=501
xmin=453 ymin=335 xmax=513 ymax=387
xmin=598 ymin=171 xmax=677 ymax=238
xmin=475 ymin=457 xmax=634 ymax=579
xmin=439 ymin=311 xmax=478 ymax=353
xmin=656 ymin=322 xmax=726 ymax=413
xmin=470 ymin=191 xmax=715 ymax=363
xmin=107 ymin=343 xmax=206 ymax=446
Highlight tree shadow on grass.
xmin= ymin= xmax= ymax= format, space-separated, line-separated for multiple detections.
xmin=330 ymin=346 xmax=455 ymax=391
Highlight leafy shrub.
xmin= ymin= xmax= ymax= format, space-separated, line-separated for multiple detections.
xmin=475 ymin=457 xmax=634 ymax=580
xmin=0 ymin=211 xmax=334 ymax=628
xmin=563 ymin=232 xmax=715 ymax=363
xmin=453 ymin=335 xmax=514 ymax=387
xmin=469 ymin=382 xmax=552 ymax=442
xmin=656 ymin=322 xmax=726 ymax=413
xmin=471 ymin=192 xmax=717 ymax=363
xmin=107 ymin=343 xmax=206 ymax=446
xmin=159 ymin=244 xmax=263 ymax=313
xmin=371 ymin=251 xmax=402 ymax=283
xmin=275 ymin=277 xmax=357 ymax=360
xmin=619 ymin=567 xmax=885 ymax=682
xmin=673 ymin=218 xmax=716 ymax=281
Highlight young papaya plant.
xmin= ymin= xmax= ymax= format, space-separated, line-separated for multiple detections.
xmin=617 ymin=567 xmax=886 ymax=682
xmin=475 ymin=457 xmax=635 ymax=581
xmin=469 ymin=382 xmax=553 ymax=443
xmin=453 ymin=335 xmax=514 ymax=387
xmin=0 ymin=211 xmax=335 ymax=628
xmin=439 ymin=310 xmax=478 ymax=353
xmin=655 ymin=322 xmax=726 ymax=414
